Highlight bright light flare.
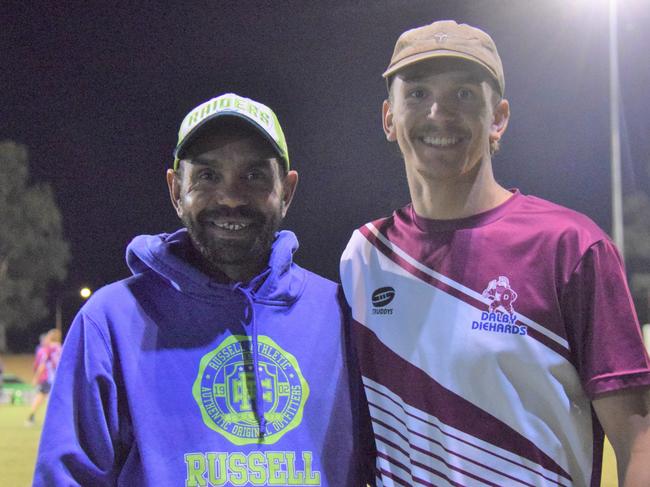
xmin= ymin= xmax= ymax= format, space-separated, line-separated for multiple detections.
xmin=80 ymin=287 xmax=92 ymax=299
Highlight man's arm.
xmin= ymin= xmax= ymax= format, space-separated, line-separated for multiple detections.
xmin=593 ymin=387 xmax=650 ymax=487
xmin=33 ymin=312 xmax=128 ymax=486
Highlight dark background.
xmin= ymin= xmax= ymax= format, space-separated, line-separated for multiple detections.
xmin=3 ymin=1 xmax=649 ymax=349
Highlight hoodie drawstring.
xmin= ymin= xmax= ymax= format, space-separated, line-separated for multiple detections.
xmin=237 ymin=287 xmax=266 ymax=438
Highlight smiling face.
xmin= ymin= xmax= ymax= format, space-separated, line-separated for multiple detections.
xmin=167 ymin=121 xmax=298 ymax=282
xmin=383 ymin=58 xmax=509 ymax=184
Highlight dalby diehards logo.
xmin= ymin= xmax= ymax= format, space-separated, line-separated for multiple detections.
xmin=193 ymin=335 xmax=309 ymax=445
xmin=371 ymin=286 xmax=395 ymax=315
xmin=473 ymin=276 xmax=527 ymax=335
xmin=482 ymin=276 xmax=517 ymax=314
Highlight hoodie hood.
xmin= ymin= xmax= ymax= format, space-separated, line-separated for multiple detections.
xmin=126 ymin=228 xmax=305 ymax=305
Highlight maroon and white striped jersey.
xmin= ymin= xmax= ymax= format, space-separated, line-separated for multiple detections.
xmin=340 ymin=190 xmax=650 ymax=487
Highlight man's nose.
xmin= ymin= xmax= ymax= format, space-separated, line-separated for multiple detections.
xmin=216 ymin=179 xmax=249 ymax=208
xmin=427 ymin=100 xmax=454 ymax=121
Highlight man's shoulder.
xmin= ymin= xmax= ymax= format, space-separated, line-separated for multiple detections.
xmin=361 ymin=210 xmax=400 ymax=232
xmin=346 ymin=209 xmax=402 ymax=244
xmin=66 ymin=271 xmax=172 ymax=348
xmin=515 ymin=193 xmax=609 ymax=245
xmin=295 ymin=264 xmax=340 ymax=295
xmin=80 ymin=272 xmax=154 ymax=315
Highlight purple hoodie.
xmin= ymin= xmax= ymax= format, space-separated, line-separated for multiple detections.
xmin=34 ymin=229 xmax=374 ymax=486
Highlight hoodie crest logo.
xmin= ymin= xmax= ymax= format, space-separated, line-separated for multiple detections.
xmin=193 ymin=335 xmax=309 ymax=445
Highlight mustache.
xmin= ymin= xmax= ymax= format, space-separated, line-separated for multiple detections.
xmin=198 ymin=205 xmax=265 ymax=222
xmin=415 ymin=123 xmax=468 ymax=137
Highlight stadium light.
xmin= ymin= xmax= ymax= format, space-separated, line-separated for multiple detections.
xmin=608 ymin=0 xmax=624 ymax=258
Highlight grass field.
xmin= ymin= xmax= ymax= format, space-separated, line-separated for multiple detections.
xmin=0 ymin=354 xmax=620 ymax=486
xmin=1 ymin=354 xmax=44 ymax=487
xmin=0 ymin=402 xmax=45 ymax=486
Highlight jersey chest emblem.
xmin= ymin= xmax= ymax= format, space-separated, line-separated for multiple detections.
xmin=472 ymin=275 xmax=527 ymax=336
xmin=482 ymin=275 xmax=518 ymax=314
xmin=193 ymin=335 xmax=309 ymax=445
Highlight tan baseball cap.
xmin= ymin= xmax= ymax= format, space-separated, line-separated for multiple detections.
xmin=383 ymin=20 xmax=505 ymax=96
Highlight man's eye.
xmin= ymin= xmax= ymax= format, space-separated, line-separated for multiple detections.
xmin=457 ymin=88 xmax=474 ymax=101
xmin=198 ymin=170 xmax=216 ymax=181
xmin=409 ymin=89 xmax=426 ymax=99
xmin=244 ymin=171 xmax=264 ymax=181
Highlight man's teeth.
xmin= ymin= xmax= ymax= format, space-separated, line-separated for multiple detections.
xmin=214 ymin=222 xmax=249 ymax=231
xmin=421 ymin=136 xmax=459 ymax=147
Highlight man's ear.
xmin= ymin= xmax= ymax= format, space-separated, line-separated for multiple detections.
xmin=490 ymin=98 xmax=510 ymax=145
xmin=166 ymin=168 xmax=183 ymax=217
xmin=280 ymin=170 xmax=299 ymax=217
xmin=382 ymin=100 xmax=397 ymax=142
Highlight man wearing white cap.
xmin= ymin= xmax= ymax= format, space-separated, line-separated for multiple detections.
xmin=35 ymin=93 xmax=373 ymax=486
xmin=341 ymin=20 xmax=650 ymax=487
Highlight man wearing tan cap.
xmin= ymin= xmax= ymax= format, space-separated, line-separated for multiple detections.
xmin=341 ymin=20 xmax=650 ymax=487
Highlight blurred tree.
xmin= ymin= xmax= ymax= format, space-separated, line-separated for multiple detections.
xmin=0 ymin=141 xmax=70 ymax=352
xmin=624 ymin=190 xmax=650 ymax=325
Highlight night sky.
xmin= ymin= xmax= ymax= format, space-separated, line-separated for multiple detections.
xmin=3 ymin=1 xmax=649 ymax=348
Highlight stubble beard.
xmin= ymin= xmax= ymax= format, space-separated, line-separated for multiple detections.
xmin=182 ymin=207 xmax=283 ymax=278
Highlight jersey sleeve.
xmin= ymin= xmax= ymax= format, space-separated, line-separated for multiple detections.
xmin=561 ymin=239 xmax=650 ymax=398
xmin=33 ymin=311 xmax=132 ymax=486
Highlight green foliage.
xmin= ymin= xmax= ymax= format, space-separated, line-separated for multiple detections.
xmin=0 ymin=141 xmax=70 ymax=343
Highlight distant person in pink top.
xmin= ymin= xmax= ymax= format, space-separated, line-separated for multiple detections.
xmin=26 ymin=328 xmax=62 ymax=425
xmin=341 ymin=20 xmax=650 ymax=487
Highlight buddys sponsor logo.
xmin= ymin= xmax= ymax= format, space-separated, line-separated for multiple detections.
xmin=372 ymin=286 xmax=395 ymax=315
xmin=473 ymin=276 xmax=527 ymax=336
xmin=193 ymin=335 xmax=309 ymax=446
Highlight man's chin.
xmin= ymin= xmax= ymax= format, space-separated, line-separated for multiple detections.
xmin=207 ymin=249 xmax=258 ymax=267
xmin=200 ymin=240 xmax=260 ymax=266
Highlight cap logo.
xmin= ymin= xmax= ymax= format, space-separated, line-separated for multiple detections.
xmin=174 ymin=93 xmax=290 ymax=171
xmin=433 ymin=32 xmax=448 ymax=43
xmin=182 ymin=95 xmax=275 ymax=139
